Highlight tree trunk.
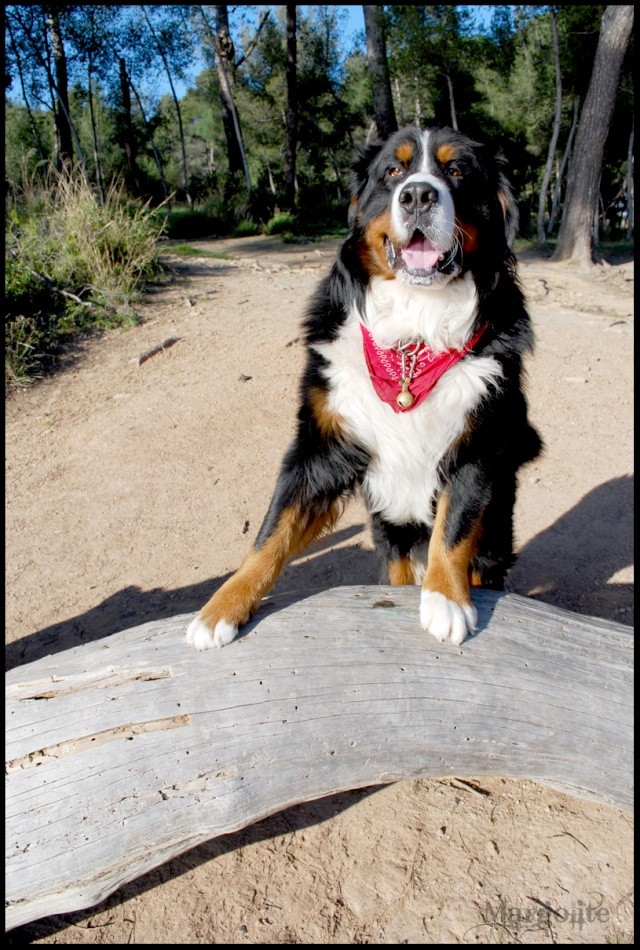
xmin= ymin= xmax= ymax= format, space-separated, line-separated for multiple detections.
xmin=265 ymin=158 xmax=276 ymax=196
xmin=363 ymin=6 xmax=397 ymax=140
xmin=283 ymin=5 xmax=297 ymax=213
xmin=128 ymin=76 xmax=170 ymax=201
xmin=45 ymin=6 xmax=73 ymax=166
xmin=413 ymin=75 xmax=422 ymax=127
xmin=394 ymin=77 xmax=405 ymax=126
xmin=142 ymin=6 xmax=192 ymax=207
xmin=118 ymin=58 xmax=142 ymax=197
xmin=552 ymin=5 xmax=634 ymax=265
xmin=6 ymin=14 xmax=47 ymax=162
xmin=207 ymin=5 xmax=251 ymax=193
xmin=536 ymin=8 xmax=562 ymax=244
xmin=444 ymin=73 xmax=458 ymax=131
xmin=87 ymin=57 xmax=105 ymax=203
xmin=547 ymin=96 xmax=580 ymax=236
xmin=626 ymin=120 xmax=634 ymax=238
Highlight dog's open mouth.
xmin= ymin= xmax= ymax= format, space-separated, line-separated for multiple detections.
xmin=385 ymin=231 xmax=461 ymax=285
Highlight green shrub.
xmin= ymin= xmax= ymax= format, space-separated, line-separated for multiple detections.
xmin=5 ymin=167 xmax=165 ymax=388
xmin=164 ymin=208 xmax=224 ymax=239
xmin=231 ymin=219 xmax=261 ymax=237
xmin=263 ymin=211 xmax=297 ymax=236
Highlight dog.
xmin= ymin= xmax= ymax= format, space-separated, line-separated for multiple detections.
xmin=186 ymin=125 xmax=542 ymax=650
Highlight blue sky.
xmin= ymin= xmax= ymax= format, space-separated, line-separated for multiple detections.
xmin=166 ymin=4 xmax=499 ymax=100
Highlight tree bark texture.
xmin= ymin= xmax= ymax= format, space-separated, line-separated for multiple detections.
xmin=212 ymin=5 xmax=251 ymax=193
xmin=536 ymin=9 xmax=562 ymax=244
xmin=283 ymin=5 xmax=298 ymax=212
xmin=552 ymin=5 xmax=634 ymax=264
xmin=6 ymin=587 xmax=633 ymax=930
xmin=45 ymin=6 xmax=73 ymax=166
xmin=6 ymin=14 xmax=47 ymax=162
xmin=547 ymin=96 xmax=580 ymax=236
xmin=118 ymin=58 xmax=142 ymax=197
xmin=363 ymin=6 xmax=397 ymax=140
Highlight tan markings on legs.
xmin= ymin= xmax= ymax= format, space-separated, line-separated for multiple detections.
xmin=422 ymin=490 xmax=481 ymax=606
xmin=308 ymin=386 xmax=344 ymax=440
xmin=388 ymin=556 xmax=416 ymax=586
xmin=470 ymin=569 xmax=484 ymax=588
xmin=200 ymin=502 xmax=341 ymax=630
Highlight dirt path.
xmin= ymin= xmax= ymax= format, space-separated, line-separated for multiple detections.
xmin=6 ymin=237 xmax=633 ymax=944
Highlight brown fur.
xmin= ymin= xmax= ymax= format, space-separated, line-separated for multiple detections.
xmin=388 ymin=557 xmax=416 ymax=586
xmin=436 ymin=143 xmax=457 ymax=165
xmin=422 ymin=490 xmax=481 ymax=606
xmin=309 ymin=385 xmax=345 ymax=440
xmin=199 ymin=503 xmax=342 ymax=630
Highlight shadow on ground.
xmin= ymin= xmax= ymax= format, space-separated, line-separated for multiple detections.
xmin=7 ymin=477 xmax=633 ymax=940
xmin=508 ymin=473 xmax=633 ymax=624
xmin=7 ymin=475 xmax=633 ymax=671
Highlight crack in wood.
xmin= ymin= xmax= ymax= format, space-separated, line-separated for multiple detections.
xmin=6 ymin=668 xmax=172 ymax=701
xmin=6 ymin=714 xmax=191 ymax=772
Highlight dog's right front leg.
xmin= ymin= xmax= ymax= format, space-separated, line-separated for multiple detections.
xmin=186 ymin=493 xmax=342 ymax=650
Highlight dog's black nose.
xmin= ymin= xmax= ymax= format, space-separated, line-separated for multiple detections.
xmin=398 ymin=182 xmax=439 ymax=214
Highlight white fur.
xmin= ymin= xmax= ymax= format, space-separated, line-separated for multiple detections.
xmin=365 ymin=272 xmax=478 ymax=350
xmin=390 ymin=171 xmax=455 ymax=249
xmin=420 ymin=590 xmax=477 ymax=645
xmin=420 ymin=130 xmax=432 ymax=173
xmin=186 ymin=616 xmax=238 ymax=650
xmin=312 ymin=275 xmax=502 ymax=527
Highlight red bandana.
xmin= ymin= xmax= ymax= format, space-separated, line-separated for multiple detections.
xmin=360 ymin=323 xmax=487 ymax=413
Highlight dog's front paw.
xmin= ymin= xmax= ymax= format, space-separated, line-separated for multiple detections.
xmin=185 ymin=615 xmax=238 ymax=650
xmin=420 ymin=589 xmax=477 ymax=646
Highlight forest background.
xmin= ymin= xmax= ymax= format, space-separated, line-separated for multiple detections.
xmin=4 ymin=5 xmax=635 ymax=386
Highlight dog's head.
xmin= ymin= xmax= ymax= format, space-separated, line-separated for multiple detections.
xmin=348 ymin=126 xmax=518 ymax=289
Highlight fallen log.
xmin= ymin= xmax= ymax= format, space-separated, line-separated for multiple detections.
xmin=5 ymin=586 xmax=633 ymax=930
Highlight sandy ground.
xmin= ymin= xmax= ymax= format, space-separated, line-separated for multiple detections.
xmin=6 ymin=235 xmax=633 ymax=944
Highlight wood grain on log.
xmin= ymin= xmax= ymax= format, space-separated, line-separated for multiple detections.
xmin=5 ymin=587 xmax=633 ymax=930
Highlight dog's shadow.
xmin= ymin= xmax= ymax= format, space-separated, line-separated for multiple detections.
xmin=6 ymin=475 xmax=633 ymax=671
xmin=508 ymin=473 xmax=633 ymax=623
xmin=5 ymin=524 xmax=378 ymax=670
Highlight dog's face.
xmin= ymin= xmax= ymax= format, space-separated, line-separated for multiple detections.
xmin=348 ymin=126 xmax=518 ymax=288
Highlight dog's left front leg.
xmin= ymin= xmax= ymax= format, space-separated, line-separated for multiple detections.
xmin=420 ymin=486 xmax=483 ymax=646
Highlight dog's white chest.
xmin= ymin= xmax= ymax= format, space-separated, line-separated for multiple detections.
xmin=312 ymin=288 xmax=502 ymax=526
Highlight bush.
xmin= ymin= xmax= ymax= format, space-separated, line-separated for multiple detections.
xmin=5 ymin=166 xmax=165 ymax=387
xmin=163 ymin=208 xmax=224 ymax=239
xmin=263 ymin=211 xmax=297 ymax=236
xmin=231 ymin=219 xmax=261 ymax=237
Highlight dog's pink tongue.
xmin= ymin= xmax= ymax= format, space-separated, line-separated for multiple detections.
xmin=400 ymin=236 xmax=441 ymax=270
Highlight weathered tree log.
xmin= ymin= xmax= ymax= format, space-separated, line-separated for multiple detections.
xmin=5 ymin=587 xmax=633 ymax=930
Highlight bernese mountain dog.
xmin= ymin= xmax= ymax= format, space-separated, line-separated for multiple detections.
xmin=187 ymin=125 xmax=542 ymax=650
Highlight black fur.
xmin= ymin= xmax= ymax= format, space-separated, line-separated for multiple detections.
xmin=255 ymin=125 xmax=541 ymax=593
xmin=190 ymin=125 xmax=543 ymax=650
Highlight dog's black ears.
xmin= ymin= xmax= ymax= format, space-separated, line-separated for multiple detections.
xmin=348 ymin=140 xmax=383 ymax=227
xmin=495 ymin=151 xmax=519 ymax=247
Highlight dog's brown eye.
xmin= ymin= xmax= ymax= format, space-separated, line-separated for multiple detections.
xmin=388 ymin=165 xmax=404 ymax=177
xmin=449 ymin=165 xmax=461 ymax=178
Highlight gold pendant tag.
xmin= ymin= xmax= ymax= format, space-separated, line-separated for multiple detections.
xmin=397 ymin=379 xmax=415 ymax=408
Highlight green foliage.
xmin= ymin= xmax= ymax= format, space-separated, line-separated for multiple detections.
xmin=4 ymin=2 xmax=634 ymax=316
xmin=263 ymin=211 xmax=296 ymax=236
xmin=169 ymin=243 xmax=232 ymax=259
xmin=163 ymin=208 xmax=224 ymax=239
xmin=5 ymin=167 xmax=165 ymax=387
xmin=231 ymin=220 xmax=261 ymax=237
